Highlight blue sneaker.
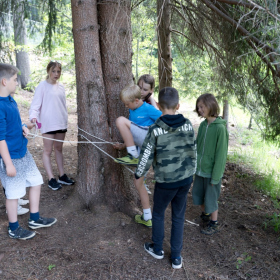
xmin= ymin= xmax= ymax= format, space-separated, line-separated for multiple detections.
xmin=172 ymin=257 xmax=183 ymax=269
xmin=144 ymin=242 xmax=164 ymax=259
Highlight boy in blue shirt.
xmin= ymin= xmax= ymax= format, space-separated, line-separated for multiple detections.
xmin=114 ymin=84 xmax=162 ymax=227
xmin=0 ymin=63 xmax=57 ymax=240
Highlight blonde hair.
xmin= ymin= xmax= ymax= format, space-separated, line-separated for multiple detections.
xmin=46 ymin=61 xmax=62 ymax=79
xmin=120 ymin=84 xmax=141 ymax=102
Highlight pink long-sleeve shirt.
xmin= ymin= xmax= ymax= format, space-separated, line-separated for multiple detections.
xmin=29 ymin=80 xmax=68 ymax=134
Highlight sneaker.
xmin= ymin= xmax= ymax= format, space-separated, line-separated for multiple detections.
xmin=135 ymin=214 xmax=152 ymax=228
xmin=28 ymin=217 xmax=57 ymax=229
xmin=145 ymin=184 xmax=151 ymax=195
xmin=144 ymin=243 xmax=164 ymax=259
xmin=201 ymin=221 xmax=219 ymax=235
xmin=58 ymin=174 xmax=75 ymax=185
xmin=18 ymin=198 xmax=29 ymax=205
xmin=172 ymin=257 xmax=183 ymax=269
xmin=48 ymin=178 xmax=62 ymax=190
xmin=200 ymin=212 xmax=211 ymax=222
xmin=17 ymin=205 xmax=29 ymax=215
xmin=114 ymin=154 xmax=139 ymax=167
xmin=8 ymin=226 xmax=35 ymax=240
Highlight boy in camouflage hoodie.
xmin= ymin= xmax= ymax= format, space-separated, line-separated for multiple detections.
xmin=134 ymin=87 xmax=196 ymax=269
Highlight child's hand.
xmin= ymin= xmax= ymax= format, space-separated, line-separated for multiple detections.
xmin=113 ymin=143 xmax=126 ymax=150
xmin=6 ymin=163 xmax=16 ymax=177
xmin=31 ymin=118 xmax=37 ymax=124
xmin=22 ymin=126 xmax=29 ymax=137
xmin=26 ymin=122 xmax=36 ymax=130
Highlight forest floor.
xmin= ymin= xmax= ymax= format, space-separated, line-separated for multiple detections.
xmin=0 ymin=91 xmax=280 ymax=280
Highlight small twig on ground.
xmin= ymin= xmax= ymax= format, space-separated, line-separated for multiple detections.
xmin=185 ymin=219 xmax=199 ymax=226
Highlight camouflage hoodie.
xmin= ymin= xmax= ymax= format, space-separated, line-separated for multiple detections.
xmin=135 ymin=114 xmax=197 ymax=188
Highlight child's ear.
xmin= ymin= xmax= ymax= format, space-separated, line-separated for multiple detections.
xmin=1 ymin=78 xmax=7 ymax=86
xmin=176 ymin=103 xmax=180 ymax=110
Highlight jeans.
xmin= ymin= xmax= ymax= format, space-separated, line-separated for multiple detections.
xmin=152 ymin=183 xmax=191 ymax=259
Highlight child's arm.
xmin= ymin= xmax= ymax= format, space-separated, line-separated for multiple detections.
xmin=29 ymin=82 xmax=44 ymax=122
xmin=148 ymin=96 xmax=158 ymax=109
xmin=0 ymin=140 xmax=16 ymax=177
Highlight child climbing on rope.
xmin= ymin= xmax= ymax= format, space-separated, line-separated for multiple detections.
xmin=0 ymin=63 xmax=57 ymax=240
xmin=134 ymin=87 xmax=196 ymax=269
xmin=113 ymin=84 xmax=162 ymax=167
xmin=192 ymin=93 xmax=228 ymax=235
xmin=29 ymin=61 xmax=74 ymax=191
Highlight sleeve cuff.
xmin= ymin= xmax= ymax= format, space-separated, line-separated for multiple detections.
xmin=134 ymin=173 xmax=140 ymax=180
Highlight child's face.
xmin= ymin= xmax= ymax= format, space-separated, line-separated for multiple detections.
xmin=123 ymin=98 xmax=141 ymax=110
xmin=48 ymin=66 xmax=61 ymax=83
xmin=138 ymin=80 xmax=152 ymax=99
xmin=197 ymin=101 xmax=210 ymax=118
xmin=6 ymin=74 xmax=18 ymax=95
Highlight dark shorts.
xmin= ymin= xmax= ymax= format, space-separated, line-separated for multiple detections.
xmin=45 ymin=129 xmax=67 ymax=134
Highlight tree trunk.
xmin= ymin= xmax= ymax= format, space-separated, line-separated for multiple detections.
xmin=71 ymin=0 xmax=138 ymax=213
xmin=98 ymin=0 xmax=139 ymax=213
xmin=13 ymin=0 xmax=31 ymax=89
xmin=157 ymin=0 xmax=172 ymax=90
xmin=222 ymin=99 xmax=229 ymax=131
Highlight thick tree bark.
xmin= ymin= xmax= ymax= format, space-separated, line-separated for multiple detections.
xmin=71 ymin=0 xmax=138 ymax=213
xmin=157 ymin=0 xmax=172 ymax=90
xmin=98 ymin=0 xmax=139 ymax=212
xmin=13 ymin=0 xmax=31 ymax=89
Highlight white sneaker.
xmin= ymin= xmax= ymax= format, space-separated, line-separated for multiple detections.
xmin=17 ymin=205 xmax=29 ymax=215
xmin=145 ymin=184 xmax=152 ymax=195
xmin=18 ymin=198 xmax=29 ymax=206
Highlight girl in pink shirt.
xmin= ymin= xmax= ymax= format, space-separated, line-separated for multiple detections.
xmin=29 ymin=61 xmax=74 ymax=191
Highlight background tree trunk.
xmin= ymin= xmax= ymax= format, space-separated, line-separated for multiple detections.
xmin=71 ymin=0 xmax=138 ymax=213
xmin=13 ymin=0 xmax=31 ymax=89
xmin=157 ymin=0 xmax=172 ymax=90
xmin=222 ymin=99 xmax=229 ymax=131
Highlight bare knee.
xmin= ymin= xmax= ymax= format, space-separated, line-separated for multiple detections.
xmin=116 ymin=116 xmax=130 ymax=129
xmin=43 ymin=147 xmax=53 ymax=157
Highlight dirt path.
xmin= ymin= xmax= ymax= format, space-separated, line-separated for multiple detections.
xmin=0 ymin=91 xmax=279 ymax=279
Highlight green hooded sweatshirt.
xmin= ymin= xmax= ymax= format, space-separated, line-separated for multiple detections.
xmin=196 ymin=117 xmax=228 ymax=184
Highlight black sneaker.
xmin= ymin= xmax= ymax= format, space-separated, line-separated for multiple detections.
xmin=144 ymin=242 xmax=164 ymax=259
xmin=58 ymin=174 xmax=75 ymax=185
xmin=48 ymin=178 xmax=62 ymax=190
xmin=8 ymin=226 xmax=36 ymax=240
xmin=201 ymin=221 xmax=219 ymax=235
xmin=28 ymin=217 xmax=57 ymax=229
xmin=172 ymin=257 xmax=183 ymax=269
xmin=200 ymin=212 xmax=211 ymax=222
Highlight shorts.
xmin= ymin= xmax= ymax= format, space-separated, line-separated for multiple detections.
xmin=130 ymin=122 xmax=149 ymax=148
xmin=0 ymin=150 xmax=43 ymax=199
xmin=192 ymin=175 xmax=221 ymax=214
xmin=45 ymin=129 xmax=67 ymax=134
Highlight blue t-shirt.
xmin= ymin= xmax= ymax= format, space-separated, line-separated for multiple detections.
xmin=129 ymin=102 xmax=162 ymax=127
xmin=0 ymin=95 xmax=28 ymax=159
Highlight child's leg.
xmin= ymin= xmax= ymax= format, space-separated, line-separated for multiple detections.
xmin=6 ymin=199 xmax=18 ymax=223
xmin=211 ymin=210 xmax=218 ymax=221
xmin=42 ymin=134 xmax=55 ymax=180
xmin=170 ymin=183 xmax=191 ymax=259
xmin=134 ymin=177 xmax=149 ymax=209
xmin=53 ymin=133 xmax=66 ymax=177
xmin=29 ymin=185 xmax=41 ymax=214
xmin=115 ymin=117 xmax=134 ymax=147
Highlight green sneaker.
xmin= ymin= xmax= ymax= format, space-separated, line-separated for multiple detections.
xmin=201 ymin=222 xmax=219 ymax=235
xmin=135 ymin=214 xmax=152 ymax=228
xmin=114 ymin=154 xmax=139 ymax=167
xmin=200 ymin=212 xmax=211 ymax=222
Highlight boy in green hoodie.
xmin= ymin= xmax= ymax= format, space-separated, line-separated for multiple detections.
xmin=192 ymin=93 xmax=229 ymax=235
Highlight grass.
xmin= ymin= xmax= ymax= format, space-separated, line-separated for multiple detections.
xmin=228 ymin=104 xmax=280 ymax=231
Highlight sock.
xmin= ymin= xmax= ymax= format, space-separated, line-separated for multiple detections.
xmin=30 ymin=212 xmax=40 ymax=221
xmin=143 ymin=208 xmax=152 ymax=221
xmin=127 ymin=146 xmax=139 ymax=158
xmin=9 ymin=221 xmax=19 ymax=231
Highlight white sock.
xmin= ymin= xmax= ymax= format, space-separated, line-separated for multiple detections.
xmin=127 ymin=146 xmax=138 ymax=158
xmin=143 ymin=208 xmax=152 ymax=221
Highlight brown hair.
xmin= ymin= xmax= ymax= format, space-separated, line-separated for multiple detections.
xmin=46 ymin=61 xmax=62 ymax=79
xmin=137 ymin=74 xmax=155 ymax=90
xmin=158 ymin=87 xmax=179 ymax=110
xmin=195 ymin=93 xmax=220 ymax=117
xmin=0 ymin=63 xmax=19 ymax=81
xmin=120 ymin=84 xmax=141 ymax=102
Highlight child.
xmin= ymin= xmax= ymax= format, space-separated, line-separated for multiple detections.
xmin=137 ymin=74 xmax=158 ymax=108
xmin=134 ymin=87 xmax=196 ymax=269
xmin=192 ymin=93 xmax=228 ymax=235
xmin=29 ymin=61 xmax=74 ymax=191
xmin=114 ymin=84 xmax=162 ymax=166
xmin=0 ymin=63 xmax=57 ymax=240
